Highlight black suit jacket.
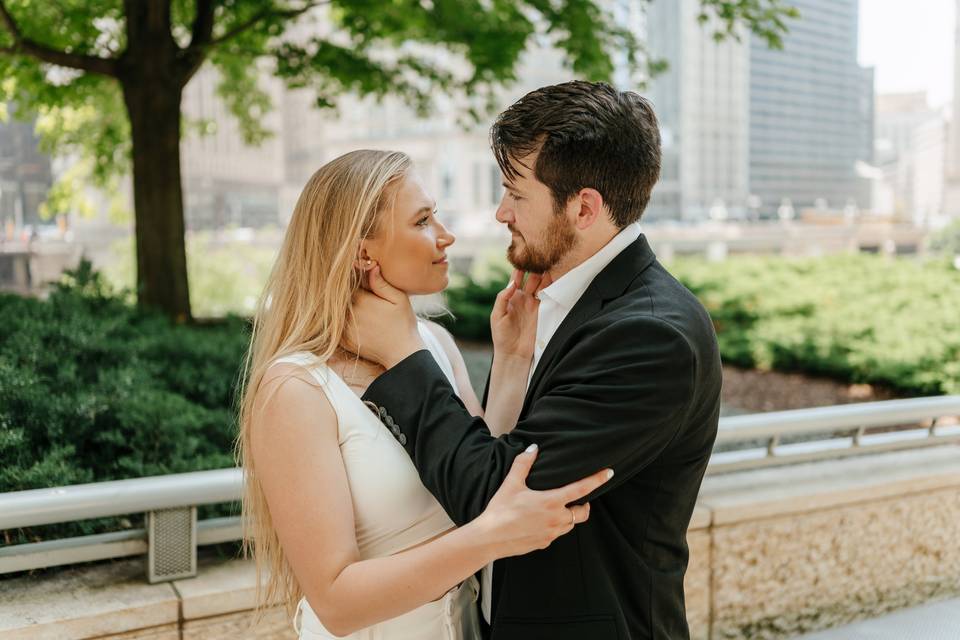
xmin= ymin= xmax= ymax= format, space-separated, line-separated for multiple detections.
xmin=362 ymin=234 xmax=722 ymax=640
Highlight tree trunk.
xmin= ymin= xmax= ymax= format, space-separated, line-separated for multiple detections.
xmin=122 ymin=82 xmax=191 ymax=322
xmin=118 ymin=0 xmax=191 ymax=321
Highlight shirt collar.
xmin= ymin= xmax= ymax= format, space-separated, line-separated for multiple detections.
xmin=537 ymin=222 xmax=642 ymax=310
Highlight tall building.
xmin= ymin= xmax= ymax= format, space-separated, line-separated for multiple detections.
xmin=0 ymin=108 xmax=53 ymax=230
xmin=645 ymin=0 xmax=874 ymax=221
xmin=748 ymin=0 xmax=873 ymax=217
xmin=950 ymin=0 xmax=960 ymax=178
xmin=874 ymin=92 xmax=946 ymax=222
xmin=180 ymin=66 xmax=287 ymax=230
xmin=644 ymin=0 xmax=750 ymax=222
xmin=943 ymin=0 xmax=960 ymax=219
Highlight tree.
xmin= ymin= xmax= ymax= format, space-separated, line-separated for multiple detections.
xmin=0 ymin=0 xmax=799 ymax=321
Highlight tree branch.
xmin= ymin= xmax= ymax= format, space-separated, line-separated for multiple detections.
xmin=189 ymin=0 xmax=216 ymax=48
xmin=179 ymin=0 xmax=216 ymax=82
xmin=0 ymin=0 xmax=118 ymax=77
xmin=178 ymin=0 xmax=327 ymax=84
xmin=206 ymin=1 xmax=327 ymax=49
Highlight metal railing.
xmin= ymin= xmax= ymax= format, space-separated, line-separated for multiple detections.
xmin=1 ymin=396 xmax=958 ymax=581
xmin=0 ymin=469 xmax=243 ymax=582
xmin=708 ymin=395 xmax=960 ymax=474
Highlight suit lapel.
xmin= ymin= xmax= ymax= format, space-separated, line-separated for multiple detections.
xmin=520 ymin=234 xmax=658 ymax=412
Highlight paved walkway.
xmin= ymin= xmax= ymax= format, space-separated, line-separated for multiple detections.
xmin=794 ymin=597 xmax=960 ymax=639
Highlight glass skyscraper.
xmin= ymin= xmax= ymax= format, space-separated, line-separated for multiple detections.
xmin=749 ymin=0 xmax=873 ymax=217
xmin=643 ymin=0 xmax=873 ymax=221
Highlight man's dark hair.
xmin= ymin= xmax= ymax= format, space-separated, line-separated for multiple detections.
xmin=490 ymin=80 xmax=661 ymax=228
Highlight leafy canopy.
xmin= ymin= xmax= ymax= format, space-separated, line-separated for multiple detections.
xmin=0 ymin=0 xmax=798 ymax=213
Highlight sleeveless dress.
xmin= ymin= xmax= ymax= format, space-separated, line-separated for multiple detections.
xmin=270 ymin=321 xmax=481 ymax=640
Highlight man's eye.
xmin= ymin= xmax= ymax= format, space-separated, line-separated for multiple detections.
xmin=416 ymin=216 xmax=429 ymax=226
xmin=509 ymin=192 xmax=523 ymax=201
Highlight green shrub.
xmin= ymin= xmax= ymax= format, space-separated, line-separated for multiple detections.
xmin=440 ymin=254 xmax=960 ymax=396
xmin=434 ymin=265 xmax=511 ymax=341
xmin=931 ymin=219 xmax=960 ymax=256
xmin=670 ymin=254 xmax=960 ymax=396
xmin=0 ymin=261 xmax=247 ymax=545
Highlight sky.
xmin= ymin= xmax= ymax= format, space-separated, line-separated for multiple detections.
xmin=859 ymin=0 xmax=956 ymax=107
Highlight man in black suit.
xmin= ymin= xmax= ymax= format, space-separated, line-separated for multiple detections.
xmin=354 ymin=81 xmax=721 ymax=640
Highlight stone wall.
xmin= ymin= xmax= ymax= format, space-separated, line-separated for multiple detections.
xmin=686 ymin=445 xmax=960 ymax=640
xmin=2 ymin=446 xmax=958 ymax=640
xmin=0 ymin=556 xmax=295 ymax=640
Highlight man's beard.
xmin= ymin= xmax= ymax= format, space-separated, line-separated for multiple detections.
xmin=507 ymin=213 xmax=578 ymax=273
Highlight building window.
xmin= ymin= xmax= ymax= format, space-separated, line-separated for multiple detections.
xmin=442 ymin=166 xmax=454 ymax=200
xmin=490 ymin=164 xmax=503 ymax=205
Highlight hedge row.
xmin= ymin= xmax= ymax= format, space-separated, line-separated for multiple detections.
xmin=438 ymin=254 xmax=960 ymax=396
xmin=0 ymin=262 xmax=247 ymax=544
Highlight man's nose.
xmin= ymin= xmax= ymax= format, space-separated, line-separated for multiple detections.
xmin=495 ymin=203 xmax=512 ymax=224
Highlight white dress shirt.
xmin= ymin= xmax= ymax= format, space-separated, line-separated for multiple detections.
xmin=481 ymin=222 xmax=643 ymax=623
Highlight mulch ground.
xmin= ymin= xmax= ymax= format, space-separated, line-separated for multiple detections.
xmin=719 ymin=365 xmax=904 ymax=413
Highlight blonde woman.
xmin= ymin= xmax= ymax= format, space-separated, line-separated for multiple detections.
xmin=236 ymin=149 xmax=612 ymax=640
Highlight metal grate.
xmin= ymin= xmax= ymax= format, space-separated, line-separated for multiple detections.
xmin=146 ymin=506 xmax=197 ymax=582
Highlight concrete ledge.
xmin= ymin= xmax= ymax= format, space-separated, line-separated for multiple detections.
xmin=0 ymin=559 xmax=179 ymax=640
xmin=0 ymin=555 xmax=292 ymax=640
xmin=696 ymin=444 xmax=960 ymax=639
xmin=181 ymin=607 xmax=293 ymax=640
xmin=173 ymin=555 xmax=260 ymax=620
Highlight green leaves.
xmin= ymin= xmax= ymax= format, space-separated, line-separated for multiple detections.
xmin=931 ymin=220 xmax=960 ymax=256
xmin=672 ymin=254 xmax=960 ymax=396
xmin=435 ymin=263 xmax=513 ymax=341
xmin=0 ymin=263 xmax=248 ymax=544
xmin=696 ymin=0 xmax=801 ymax=49
xmin=0 ymin=0 xmax=802 ymax=188
xmin=438 ymin=253 xmax=960 ymax=398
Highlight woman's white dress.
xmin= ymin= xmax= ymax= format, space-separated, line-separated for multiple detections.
xmin=270 ymin=321 xmax=481 ymax=640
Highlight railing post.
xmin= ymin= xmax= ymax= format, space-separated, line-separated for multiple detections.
xmin=853 ymin=425 xmax=865 ymax=447
xmin=766 ymin=435 xmax=779 ymax=457
xmin=146 ymin=506 xmax=197 ymax=583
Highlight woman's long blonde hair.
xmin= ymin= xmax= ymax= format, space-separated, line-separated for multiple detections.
xmin=234 ymin=149 xmax=412 ymax=622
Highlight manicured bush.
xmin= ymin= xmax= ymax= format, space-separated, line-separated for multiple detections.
xmin=433 ymin=265 xmax=511 ymax=341
xmin=0 ymin=261 xmax=247 ymax=545
xmin=931 ymin=219 xmax=960 ymax=256
xmin=669 ymin=254 xmax=960 ymax=395
xmin=441 ymin=254 xmax=960 ymax=396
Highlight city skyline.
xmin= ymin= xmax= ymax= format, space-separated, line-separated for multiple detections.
xmin=4 ymin=0 xmax=959 ymax=234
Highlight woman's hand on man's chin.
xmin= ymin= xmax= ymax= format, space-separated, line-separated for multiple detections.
xmin=490 ymin=269 xmax=550 ymax=361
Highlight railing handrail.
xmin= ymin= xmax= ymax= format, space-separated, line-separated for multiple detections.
xmin=1 ymin=396 xmax=958 ymax=532
xmin=716 ymin=395 xmax=960 ymax=443
xmin=0 ymin=468 xmax=241 ymax=530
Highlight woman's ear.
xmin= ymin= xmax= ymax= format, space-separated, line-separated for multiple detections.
xmin=355 ymin=240 xmax=377 ymax=272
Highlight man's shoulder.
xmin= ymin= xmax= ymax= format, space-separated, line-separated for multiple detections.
xmin=591 ymin=260 xmax=716 ymax=350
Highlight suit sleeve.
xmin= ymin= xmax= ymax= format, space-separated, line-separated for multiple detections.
xmin=360 ymin=316 xmax=697 ymax=526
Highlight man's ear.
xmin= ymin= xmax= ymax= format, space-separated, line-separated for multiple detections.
xmin=573 ymin=188 xmax=606 ymax=230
